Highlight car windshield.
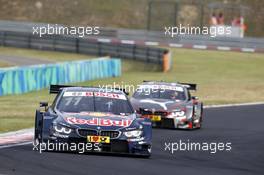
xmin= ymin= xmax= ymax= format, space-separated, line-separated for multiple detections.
xmin=133 ymin=85 xmax=186 ymax=101
xmin=56 ymin=91 xmax=133 ymax=115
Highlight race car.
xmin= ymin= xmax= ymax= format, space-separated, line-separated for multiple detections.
xmin=130 ymin=81 xmax=203 ymax=129
xmin=34 ymin=85 xmax=152 ymax=157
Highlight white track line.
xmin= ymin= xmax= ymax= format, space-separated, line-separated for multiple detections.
xmin=193 ymin=45 xmax=207 ymax=49
xmin=145 ymin=41 xmax=159 ymax=46
xmin=0 ymin=128 xmax=33 ymax=137
xmin=205 ymin=102 xmax=264 ymax=108
xmin=169 ymin=43 xmax=183 ymax=48
xmin=216 ymin=46 xmax=231 ymax=51
xmin=120 ymin=40 xmax=135 ymax=44
xmin=97 ymin=38 xmax=111 ymax=43
xmin=241 ymin=48 xmax=255 ymax=52
xmin=116 ymin=40 xmax=262 ymax=53
xmin=0 ymin=141 xmax=32 ymax=149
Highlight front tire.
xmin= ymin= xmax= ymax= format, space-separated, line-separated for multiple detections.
xmin=34 ymin=110 xmax=43 ymax=144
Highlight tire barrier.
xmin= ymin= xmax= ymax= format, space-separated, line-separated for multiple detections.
xmin=0 ymin=31 xmax=171 ymax=72
xmin=0 ymin=57 xmax=121 ymax=96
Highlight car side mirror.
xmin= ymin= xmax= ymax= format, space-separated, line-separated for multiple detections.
xmin=40 ymin=102 xmax=48 ymax=111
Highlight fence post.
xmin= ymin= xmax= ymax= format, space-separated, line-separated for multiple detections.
xmin=76 ymin=38 xmax=79 ymax=53
xmin=146 ymin=47 xmax=150 ymax=63
xmin=0 ymin=31 xmax=3 ymax=46
xmin=98 ymin=42 xmax=101 ymax=56
xmin=53 ymin=36 xmax=56 ymax=51
xmin=28 ymin=33 xmax=31 ymax=48
xmin=3 ymin=31 xmax=6 ymax=46
xmin=133 ymin=45 xmax=136 ymax=60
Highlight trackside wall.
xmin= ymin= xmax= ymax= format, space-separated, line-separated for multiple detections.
xmin=0 ymin=57 xmax=121 ymax=96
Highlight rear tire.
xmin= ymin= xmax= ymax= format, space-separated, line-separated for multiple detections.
xmin=196 ymin=117 xmax=202 ymax=129
xmin=197 ymin=106 xmax=203 ymax=129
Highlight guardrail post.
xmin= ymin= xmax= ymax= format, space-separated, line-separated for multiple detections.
xmin=146 ymin=47 xmax=150 ymax=63
xmin=76 ymin=38 xmax=79 ymax=53
xmin=0 ymin=31 xmax=3 ymax=46
xmin=98 ymin=42 xmax=101 ymax=56
xmin=3 ymin=31 xmax=6 ymax=46
xmin=28 ymin=33 xmax=31 ymax=48
xmin=133 ymin=45 xmax=136 ymax=60
xmin=53 ymin=36 xmax=56 ymax=51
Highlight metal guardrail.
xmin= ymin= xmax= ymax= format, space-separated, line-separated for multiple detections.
xmin=0 ymin=20 xmax=118 ymax=38
xmin=116 ymin=29 xmax=264 ymax=49
xmin=0 ymin=31 xmax=170 ymax=71
xmin=0 ymin=20 xmax=263 ymax=50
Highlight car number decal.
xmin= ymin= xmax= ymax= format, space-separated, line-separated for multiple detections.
xmin=87 ymin=136 xmax=110 ymax=143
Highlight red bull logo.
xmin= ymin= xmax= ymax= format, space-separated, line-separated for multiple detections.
xmin=65 ymin=117 xmax=133 ymax=127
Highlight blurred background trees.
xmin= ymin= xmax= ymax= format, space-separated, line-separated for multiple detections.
xmin=0 ymin=0 xmax=263 ymax=37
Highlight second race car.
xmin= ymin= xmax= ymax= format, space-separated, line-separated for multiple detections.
xmin=130 ymin=81 xmax=203 ymax=129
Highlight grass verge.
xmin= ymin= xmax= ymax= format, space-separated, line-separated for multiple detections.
xmin=0 ymin=60 xmax=13 ymax=67
xmin=0 ymin=47 xmax=264 ymax=132
xmin=0 ymin=47 xmax=93 ymax=62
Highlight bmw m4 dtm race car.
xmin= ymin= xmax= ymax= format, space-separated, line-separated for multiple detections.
xmin=34 ymin=85 xmax=152 ymax=157
xmin=130 ymin=81 xmax=203 ymax=129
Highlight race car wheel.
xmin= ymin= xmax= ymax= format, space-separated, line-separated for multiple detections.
xmin=196 ymin=107 xmax=203 ymax=129
xmin=196 ymin=117 xmax=202 ymax=129
xmin=34 ymin=110 xmax=43 ymax=144
xmin=188 ymin=120 xmax=194 ymax=129
xmin=139 ymin=146 xmax=152 ymax=158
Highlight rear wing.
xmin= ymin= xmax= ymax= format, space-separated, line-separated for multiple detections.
xmin=179 ymin=83 xmax=197 ymax=91
xmin=49 ymin=84 xmax=73 ymax=94
xmin=49 ymin=84 xmax=129 ymax=95
xmin=142 ymin=81 xmax=197 ymax=91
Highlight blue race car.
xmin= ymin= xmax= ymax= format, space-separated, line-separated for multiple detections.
xmin=34 ymin=85 xmax=152 ymax=157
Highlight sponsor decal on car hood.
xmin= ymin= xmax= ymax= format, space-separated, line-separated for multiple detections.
xmin=61 ymin=112 xmax=134 ymax=129
xmin=131 ymin=98 xmax=186 ymax=111
xmin=65 ymin=117 xmax=133 ymax=127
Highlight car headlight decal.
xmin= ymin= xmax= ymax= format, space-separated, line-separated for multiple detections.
xmin=171 ymin=111 xmax=185 ymax=117
xmin=124 ymin=130 xmax=143 ymax=138
xmin=54 ymin=125 xmax=72 ymax=134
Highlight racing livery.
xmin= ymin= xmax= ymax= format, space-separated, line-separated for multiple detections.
xmin=34 ymin=85 xmax=152 ymax=157
xmin=130 ymin=81 xmax=203 ymax=129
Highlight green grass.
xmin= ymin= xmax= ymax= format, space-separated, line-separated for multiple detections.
xmin=0 ymin=47 xmax=94 ymax=62
xmin=0 ymin=47 xmax=264 ymax=132
xmin=0 ymin=60 xmax=13 ymax=67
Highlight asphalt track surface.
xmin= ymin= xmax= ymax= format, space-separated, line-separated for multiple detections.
xmin=0 ymin=105 xmax=263 ymax=175
xmin=0 ymin=55 xmax=54 ymax=66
